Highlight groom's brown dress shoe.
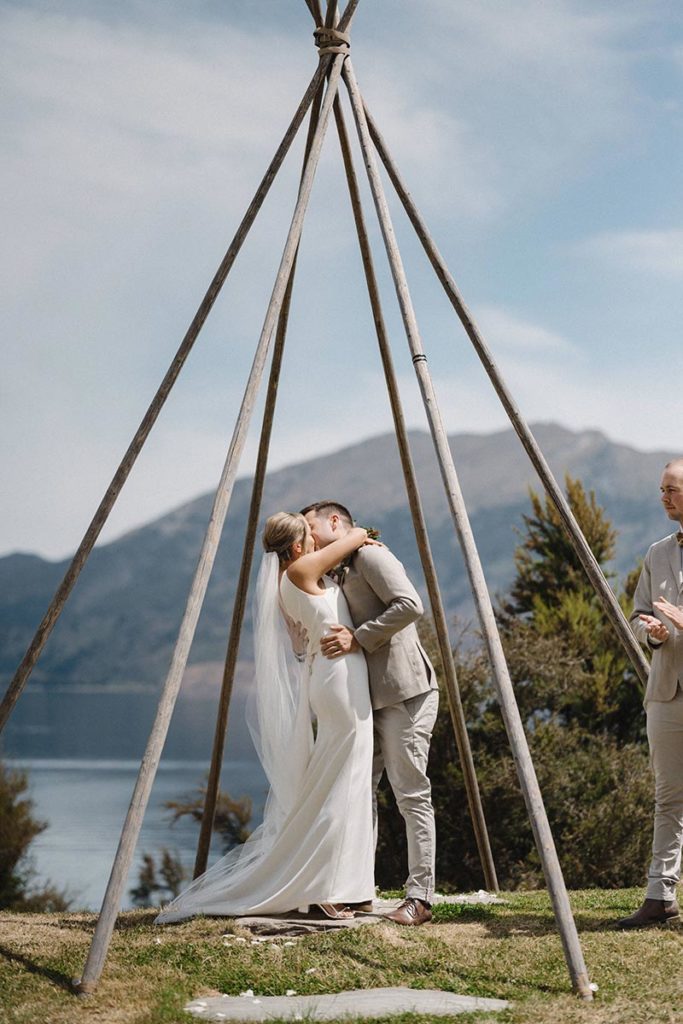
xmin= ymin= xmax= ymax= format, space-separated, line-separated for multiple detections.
xmin=617 ymin=898 xmax=680 ymax=929
xmin=384 ymin=898 xmax=432 ymax=926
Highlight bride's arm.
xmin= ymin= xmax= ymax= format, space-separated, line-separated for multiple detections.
xmin=287 ymin=527 xmax=368 ymax=591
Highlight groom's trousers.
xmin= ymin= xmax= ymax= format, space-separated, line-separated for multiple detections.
xmin=646 ymin=686 xmax=683 ymax=901
xmin=372 ymin=688 xmax=438 ymax=903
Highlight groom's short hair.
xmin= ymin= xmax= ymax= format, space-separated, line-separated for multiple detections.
xmin=300 ymin=500 xmax=354 ymax=526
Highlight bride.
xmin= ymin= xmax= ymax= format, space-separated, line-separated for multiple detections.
xmin=156 ymin=511 xmax=376 ymax=922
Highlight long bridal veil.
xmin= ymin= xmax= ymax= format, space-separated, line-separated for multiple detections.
xmin=247 ymin=551 xmax=312 ymax=823
xmin=155 ymin=552 xmax=312 ymax=922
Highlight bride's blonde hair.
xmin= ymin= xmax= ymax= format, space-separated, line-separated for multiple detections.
xmin=262 ymin=512 xmax=307 ymax=565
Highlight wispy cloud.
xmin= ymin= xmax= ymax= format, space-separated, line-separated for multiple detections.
xmin=2 ymin=1 xmax=682 ymax=559
xmin=579 ymin=229 xmax=683 ymax=279
xmin=474 ymin=306 xmax=575 ymax=356
xmin=0 ymin=7 xmax=308 ymax=280
xmin=350 ymin=81 xmax=502 ymax=222
xmin=353 ymin=0 xmax=644 ymax=220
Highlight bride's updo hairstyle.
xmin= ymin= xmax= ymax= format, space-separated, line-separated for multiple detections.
xmin=262 ymin=511 xmax=308 ymax=565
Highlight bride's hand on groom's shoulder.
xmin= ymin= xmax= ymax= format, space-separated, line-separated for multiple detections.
xmin=358 ymin=526 xmax=382 ymax=547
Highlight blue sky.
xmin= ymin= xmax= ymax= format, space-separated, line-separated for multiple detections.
xmin=2 ymin=0 xmax=682 ymax=559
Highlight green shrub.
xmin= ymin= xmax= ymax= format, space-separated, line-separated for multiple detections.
xmin=0 ymin=761 xmax=70 ymax=911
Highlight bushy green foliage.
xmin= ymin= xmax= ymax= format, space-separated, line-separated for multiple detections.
xmin=0 ymin=761 xmax=70 ymax=911
xmin=130 ymin=848 xmax=186 ymax=907
xmin=376 ymin=476 xmax=652 ymax=893
xmin=165 ymin=783 xmax=253 ymax=852
xmin=503 ymin=476 xmax=644 ymax=742
xmin=510 ymin=476 xmax=616 ymax=615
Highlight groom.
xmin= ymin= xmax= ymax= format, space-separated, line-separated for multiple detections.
xmin=302 ymin=500 xmax=438 ymax=926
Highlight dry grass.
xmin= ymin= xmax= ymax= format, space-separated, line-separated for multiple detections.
xmin=0 ymin=890 xmax=682 ymax=1024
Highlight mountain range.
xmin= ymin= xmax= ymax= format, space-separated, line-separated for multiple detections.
xmin=0 ymin=422 xmax=674 ymax=758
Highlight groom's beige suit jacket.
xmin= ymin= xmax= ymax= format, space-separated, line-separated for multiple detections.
xmin=630 ymin=531 xmax=683 ymax=704
xmin=341 ymin=545 xmax=436 ymax=711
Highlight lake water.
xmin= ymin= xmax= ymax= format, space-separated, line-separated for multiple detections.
xmin=8 ymin=758 xmax=268 ymax=911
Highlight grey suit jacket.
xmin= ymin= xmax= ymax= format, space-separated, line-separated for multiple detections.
xmin=630 ymin=532 xmax=683 ymax=703
xmin=341 ymin=545 xmax=436 ymax=711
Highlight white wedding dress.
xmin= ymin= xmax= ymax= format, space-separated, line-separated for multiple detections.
xmin=156 ymin=564 xmax=374 ymax=922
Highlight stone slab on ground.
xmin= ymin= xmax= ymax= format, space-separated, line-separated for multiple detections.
xmin=236 ymin=908 xmax=382 ymax=936
xmin=233 ymin=892 xmax=503 ymax=936
xmin=185 ymin=986 xmax=509 ymax=1021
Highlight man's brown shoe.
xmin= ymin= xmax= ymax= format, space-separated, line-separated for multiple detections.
xmin=617 ymin=898 xmax=680 ymax=929
xmin=384 ymin=898 xmax=432 ymax=926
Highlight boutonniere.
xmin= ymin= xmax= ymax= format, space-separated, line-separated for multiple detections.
xmin=361 ymin=526 xmax=381 ymax=541
xmin=329 ymin=526 xmax=381 ymax=584
xmin=329 ymin=557 xmax=352 ymax=585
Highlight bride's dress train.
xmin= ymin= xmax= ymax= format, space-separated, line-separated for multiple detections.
xmin=156 ymin=563 xmax=374 ymax=922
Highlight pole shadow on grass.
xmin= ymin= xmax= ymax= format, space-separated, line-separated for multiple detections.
xmin=49 ymin=909 xmax=160 ymax=934
xmin=432 ymin=903 xmax=667 ymax=935
xmin=0 ymin=945 xmax=73 ymax=992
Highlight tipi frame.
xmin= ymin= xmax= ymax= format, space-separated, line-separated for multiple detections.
xmin=0 ymin=0 xmax=651 ymax=1000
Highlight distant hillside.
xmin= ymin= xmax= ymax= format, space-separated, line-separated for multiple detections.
xmin=0 ymin=422 xmax=674 ymax=757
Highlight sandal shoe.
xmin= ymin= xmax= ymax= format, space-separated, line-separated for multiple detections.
xmin=315 ymin=903 xmax=355 ymax=920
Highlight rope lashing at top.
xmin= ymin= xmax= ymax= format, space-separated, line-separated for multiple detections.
xmin=313 ymin=25 xmax=350 ymax=57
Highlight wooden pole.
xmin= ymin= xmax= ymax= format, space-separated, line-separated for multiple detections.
xmin=75 ymin=43 xmax=350 ymax=996
xmin=192 ymin=0 xmax=358 ymax=877
xmin=343 ymin=58 xmax=593 ymax=1000
xmin=361 ymin=103 xmax=649 ymax=692
xmin=192 ymin=268 xmax=292 ymax=880
xmin=192 ymin=59 xmax=327 ymax=881
xmin=331 ymin=92 xmax=498 ymax=891
xmin=0 ymin=60 xmax=330 ymax=736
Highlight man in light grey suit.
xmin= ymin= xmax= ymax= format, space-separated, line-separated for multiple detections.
xmin=619 ymin=458 xmax=683 ymax=928
xmin=302 ymin=500 xmax=438 ymax=926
